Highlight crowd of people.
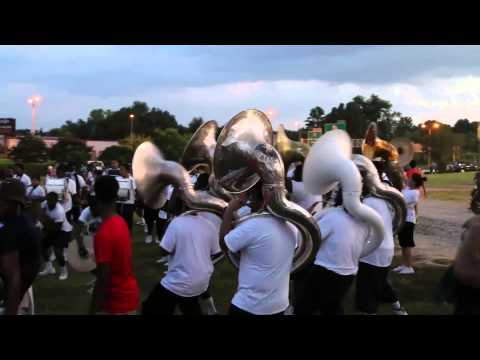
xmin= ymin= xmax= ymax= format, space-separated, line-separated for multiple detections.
xmin=0 ymin=155 xmax=479 ymax=316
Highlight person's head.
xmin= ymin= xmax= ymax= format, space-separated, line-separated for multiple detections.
xmin=293 ymin=163 xmax=303 ymax=182
xmin=111 ymin=160 xmax=119 ymax=169
xmin=0 ymin=179 xmax=26 ymax=217
xmin=6 ymin=167 xmax=14 ymax=178
xmin=193 ymin=173 xmax=210 ymax=191
xmin=14 ymin=163 xmax=24 ymax=176
xmin=31 ymin=176 xmax=40 ymax=187
xmin=246 ymin=180 xmax=265 ymax=212
xmin=409 ymin=173 xmax=424 ymax=189
xmin=56 ymin=164 xmax=67 ymax=178
xmin=94 ymin=175 xmax=119 ymax=215
xmin=409 ymin=160 xmax=417 ymax=169
xmin=46 ymin=192 xmax=59 ymax=210
xmin=119 ymin=164 xmax=130 ymax=178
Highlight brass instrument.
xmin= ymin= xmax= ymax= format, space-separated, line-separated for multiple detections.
xmin=274 ymin=124 xmax=310 ymax=172
xmin=213 ymin=109 xmax=321 ymax=273
xmin=391 ymin=137 xmax=415 ymax=168
xmin=180 ymin=120 xmax=218 ymax=174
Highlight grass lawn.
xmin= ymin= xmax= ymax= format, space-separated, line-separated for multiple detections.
xmin=32 ymin=217 xmax=454 ymax=315
xmin=425 ymin=172 xmax=474 ymax=202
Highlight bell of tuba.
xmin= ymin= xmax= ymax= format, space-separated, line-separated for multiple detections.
xmin=213 ymin=109 xmax=321 ymax=273
xmin=274 ymin=124 xmax=310 ymax=172
xmin=362 ymin=122 xmax=406 ymax=191
xmin=352 ymin=154 xmax=407 ymax=235
xmin=180 ymin=120 xmax=218 ymax=174
xmin=132 ymin=141 xmax=227 ymax=215
xmin=303 ymin=129 xmax=385 ymax=257
xmin=391 ymin=137 xmax=415 ymax=168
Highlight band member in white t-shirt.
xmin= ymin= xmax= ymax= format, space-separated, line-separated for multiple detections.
xmin=220 ymin=181 xmax=297 ymax=316
xmin=38 ymin=192 xmax=73 ymax=281
xmin=115 ymin=164 xmax=136 ymax=232
xmin=141 ymin=197 xmax=223 ymax=315
xmin=54 ymin=165 xmax=78 ymax=225
xmin=393 ymin=173 xmax=424 ymax=275
xmin=355 ymin=171 xmax=408 ymax=315
xmin=13 ymin=163 xmax=31 ymax=192
xmin=26 ymin=176 xmax=46 ymax=202
xmin=286 ymin=163 xmax=323 ymax=214
xmin=295 ymin=190 xmax=370 ymax=315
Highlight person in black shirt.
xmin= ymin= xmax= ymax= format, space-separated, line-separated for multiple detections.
xmin=0 ymin=179 xmax=42 ymax=315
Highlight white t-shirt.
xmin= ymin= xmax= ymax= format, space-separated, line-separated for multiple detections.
xmin=71 ymin=173 xmax=87 ymax=191
xmin=115 ymin=176 xmax=136 ymax=204
xmin=26 ymin=185 xmax=46 ymax=201
xmin=224 ymin=215 xmax=296 ymax=315
xmin=360 ymin=197 xmax=394 ymax=268
xmin=158 ymin=185 xmax=174 ymax=218
xmin=314 ymin=207 xmax=369 ymax=276
xmin=41 ymin=202 xmax=73 ymax=233
xmin=14 ymin=173 xmax=32 ymax=191
xmin=160 ymin=213 xmax=221 ymax=297
xmin=236 ymin=206 xmax=252 ymax=218
xmin=402 ymin=188 xmax=420 ymax=224
xmin=290 ymin=180 xmax=323 ymax=213
xmin=78 ymin=207 xmax=102 ymax=235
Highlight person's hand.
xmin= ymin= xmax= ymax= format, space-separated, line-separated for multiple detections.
xmin=78 ymin=246 xmax=89 ymax=259
xmin=228 ymin=193 xmax=247 ymax=212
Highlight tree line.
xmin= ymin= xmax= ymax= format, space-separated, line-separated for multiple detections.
xmin=10 ymin=96 xmax=480 ymax=170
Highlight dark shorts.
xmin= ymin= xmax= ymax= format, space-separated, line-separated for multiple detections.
xmin=142 ymin=283 xmax=202 ymax=315
xmin=398 ymin=222 xmax=415 ymax=248
xmin=294 ymin=264 xmax=355 ymax=315
xmin=43 ymin=231 xmax=71 ymax=249
xmin=228 ymin=304 xmax=285 ymax=316
xmin=355 ymin=262 xmax=398 ymax=314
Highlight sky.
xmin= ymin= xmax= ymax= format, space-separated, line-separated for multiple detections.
xmin=1 ymin=45 xmax=480 ymax=131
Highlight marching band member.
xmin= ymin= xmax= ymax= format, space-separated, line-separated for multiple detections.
xmin=220 ymin=181 xmax=297 ymax=316
xmin=294 ymin=189 xmax=371 ymax=315
xmin=26 ymin=176 xmax=46 ymax=202
xmin=144 ymin=184 xmax=173 ymax=245
xmin=89 ymin=176 xmax=139 ymax=315
xmin=106 ymin=160 xmax=121 ymax=177
xmin=54 ymin=164 xmax=78 ymax=225
xmin=142 ymin=194 xmax=223 ymax=315
xmin=67 ymin=162 xmax=88 ymax=223
xmin=115 ymin=164 xmax=136 ymax=232
xmin=393 ymin=173 xmax=424 ymax=275
xmin=0 ymin=179 xmax=42 ymax=315
xmin=13 ymin=163 xmax=31 ymax=192
xmin=355 ymin=170 xmax=408 ymax=315
xmin=39 ymin=192 xmax=73 ymax=281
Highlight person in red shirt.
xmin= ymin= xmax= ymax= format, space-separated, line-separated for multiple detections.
xmin=89 ymin=176 xmax=139 ymax=315
xmin=405 ymin=160 xmax=427 ymax=197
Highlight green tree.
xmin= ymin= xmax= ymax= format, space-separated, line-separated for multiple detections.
xmin=9 ymin=135 xmax=49 ymax=163
xmin=119 ymin=135 xmax=152 ymax=152
xmin=393 ymin=116 xmax=415 ymax=137
xmin=98 ymin=145 xmax=134 ymax=166
xmin=305 ymin=106 xmax=324 ymax=129
xmin=152 ymin=128 xmax=190 ymax=161
xmin=49 ymin=138 xmax=93 ymax=166
xmin=188 ymin=117 xmax=204 ymax=133
xmin=453 ymin=118 xmax=474 ymax=134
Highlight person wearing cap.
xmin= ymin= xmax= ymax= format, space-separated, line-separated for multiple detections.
xmin=0 ymin=179 xmax=42 ymax=315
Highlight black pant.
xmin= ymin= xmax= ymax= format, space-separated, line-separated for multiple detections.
xmin=117 ymin=203 xmax=135 ymax=231
xmin=42 ymin=231 xmax=69 ymax=267
xmin=295 ymin=265 xmax=355 ymax=315
xmin=291 ymin=265 xmax=311 ymax=310
xmin=142 ymin=283 xmax=202 ymax=315
xmin=228 ymin=304 xmax=285 ymax=316
xmin=355 ymin=262 xmax=398 ymax=314
xmin=144 ymin=207 xmax=168 ymax=238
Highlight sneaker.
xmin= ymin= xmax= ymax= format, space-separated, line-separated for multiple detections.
xmin=398 ymin=266 xmax=415 ymax=275
xmin=392 ymin=265 xmax=406 ymax=273
xmin=156 ymin=256 xmax=169 ymax=264
xmin=136 ymin=218 xmax=146 ymax=226
xmin=284 ymin=305 xmax=295 ymax=315
xmin=39 ymin=262 xmax=56 ymax=276
xmin=49 ymin=253 xmax=56 ymax=262
xmin=59 ymin=266 xmax=69 ymax=281
xmin=393 ymin=307 xmax=408 ymax=315
xmin=145 ymin=235 xmax=153 ymax=244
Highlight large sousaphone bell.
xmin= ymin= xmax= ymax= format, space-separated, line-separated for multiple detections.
xmin=133 ymin=141 xmax=227 ymax=215
xmin=274 ymin=124 xmax=310 ymax=172
xmin=391 ymin=137 xmax=415 ymax=168
xmin=214 ymin=109 xmax=321 ymax=273
xmin=180 ymin=120 xmax=218 ymax=174
xmin=303 ymin=129 xmax=385 ymax=256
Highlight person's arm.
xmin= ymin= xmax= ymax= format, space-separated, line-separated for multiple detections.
xmin=454 ymin=222 xmax=480 ymax=288
xmin=219 ymin=195 xmax=246 ymax=254
xmin=0 ymin=252 xmax=22 ymax=315
xmin=89 ymin=262 xmax=111 ymax=315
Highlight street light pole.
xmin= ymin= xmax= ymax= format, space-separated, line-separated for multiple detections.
xmin=129 ymin=114 xmax=135 ymax=149
xmin=27 ymin=96 xmax=41 ymax=135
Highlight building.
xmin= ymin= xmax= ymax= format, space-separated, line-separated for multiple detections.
xmin=3 ymin=136 xmax=119 ymax=159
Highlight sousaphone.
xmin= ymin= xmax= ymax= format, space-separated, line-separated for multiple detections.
xmin=391 ymin=137 xmax=415 ymax=168
xmin=213 ymin=109 xmax=321 ymax=273
xmin=274 ymin=124 xmax=310 ymax=173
